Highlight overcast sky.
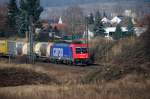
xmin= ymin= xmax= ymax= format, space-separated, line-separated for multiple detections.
xmin=0 ymin=0 xmax=149 ymax=7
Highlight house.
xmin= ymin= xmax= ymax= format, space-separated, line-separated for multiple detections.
xmin=104 ymin=27 xmax=128 ymax=38
xmin=101 ymin=17 xmax=110 ymax=23
xmin=134 ymin=27 xmax=147 ymax=36
xmin=111 ymin=16 xmax=122 ymax=24
xmin=104 ymin=26 xmax=147 ymax=38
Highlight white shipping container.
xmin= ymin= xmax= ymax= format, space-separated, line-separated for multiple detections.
xmin=16 ymin=42 xmax=24 ymax=55
xmin=34 ymin=42 xmax=48 ymax=57
xmin=46 ymin=43 xmax=53 ymax=57
xmin=22 ymin=43 xmax=36 ymax=55
xmin=22 ymin=43 xmax=30 ymax=55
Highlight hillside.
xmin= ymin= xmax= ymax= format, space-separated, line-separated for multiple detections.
xmin=84 ymin=17 xmax=150 ymax=83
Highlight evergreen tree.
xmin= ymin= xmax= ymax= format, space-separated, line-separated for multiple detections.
xmin=7 ymin=0 xmax=19 ymax=35
xmin=127 ymin=17 xmax=135 ymax=37
xmin=93 ymin=11 xmax=105 ymax=37
xmin=114 ymin=24 xmax=122 ymax=40
xmin=95 ymin=11 xmax=101 ymax=19
xmin=103 ymin=11 xmax=107 ymax=17
xmin=18 ymin=0 xmax=43 ymax=37
xmin=87 ymin=13 xmax=94 ymax=24
xmin=53 ymin=26 xmax=60 ymax=36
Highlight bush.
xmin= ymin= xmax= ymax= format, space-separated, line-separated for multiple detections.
xmin=89 ymin=37 xmax=114 ymax=64
xmin=86 ymin=33 xmax=150 ymax=83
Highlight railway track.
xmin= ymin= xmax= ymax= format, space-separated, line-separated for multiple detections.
xmin=0 ymin=56 xmax=100 ymax=69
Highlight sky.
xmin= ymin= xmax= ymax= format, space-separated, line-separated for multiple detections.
xmin=0 ymin=0 xmax=149 ymax=7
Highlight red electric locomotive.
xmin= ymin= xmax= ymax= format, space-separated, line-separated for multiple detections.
xmin=71 ymin=44 xmax=89 ymax=65
xmin=50 ymin=43 xmax=90 ymax=65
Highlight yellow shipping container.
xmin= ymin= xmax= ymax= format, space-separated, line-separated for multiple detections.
xmin=0 ymin=40 xmax=8 ymax=55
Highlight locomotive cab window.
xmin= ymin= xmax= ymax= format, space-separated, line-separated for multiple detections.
xmin=76 ymin=48 xmax=88 ymax=54
xmin=82 ymin=48 xmax=88 ymax=53
xmin=76 ymin=48 xmax=82 ymax=54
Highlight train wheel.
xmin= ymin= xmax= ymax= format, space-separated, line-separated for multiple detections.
xmin=66 ymin=60 xmax=69 ymax=65
xmin=68 ymin=61 xmax=73 ymax=66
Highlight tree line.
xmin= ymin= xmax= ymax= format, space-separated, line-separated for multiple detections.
xmin=85 ymin=11 xmax=135 ymax=40
xmin=0 ymin=1 xmax=137 ymax=40
xmin=0 ymin=0 xmax=43 ymax=38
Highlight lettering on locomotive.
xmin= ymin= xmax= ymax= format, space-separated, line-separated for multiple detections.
xmin=53 ymin=48 xmax=63 ymax=57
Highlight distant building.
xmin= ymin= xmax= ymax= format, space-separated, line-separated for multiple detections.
xmin=124 ymin=9 xmax=137 ymax=18
xmin=111 ymin=16 xmax=122 ymax=24
xmin=101 ymin=17 xmax=110 ymax=23
xmin=105 ymin=27 xmax=128 ymax=34
xmin=51 ymin=16 xmax=67 ymax=31
xmin=58 ymin=17 xmax=63 ymax=24
xmin=124 ymin=10 xmax=132 ymax=17
xmin=104 ymin=27 xmax=147 ymax=38
xmin=134 ymin=27 xmax=147 ymax=36
xmin=104 ymin=27 xmax=128 ymax=39
xmin=41 ymin=20 xmax=50 ymax=30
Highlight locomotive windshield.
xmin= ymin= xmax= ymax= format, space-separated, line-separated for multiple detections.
xmin=76 ymin=47 xmax=88 ymax=54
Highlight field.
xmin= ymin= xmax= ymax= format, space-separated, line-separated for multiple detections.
xmin=0 ymin=60 xmax=150 ymax=99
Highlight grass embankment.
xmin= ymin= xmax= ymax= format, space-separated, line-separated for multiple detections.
xmin=0 ymin=76 xmax=149 ymax=99
xmin=85 ymin=36 xmax=150 ymax=83
xmin=0 ymin=63 xmax=59 ymax=87
xmin=0 ymin=60 xmax=149 ymax=99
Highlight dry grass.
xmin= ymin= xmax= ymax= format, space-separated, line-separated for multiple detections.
xmin=89 ymin=37 xmax=114 ymax=64
xmin=0 ymin=62 xmax=149 ymax=99
xmin=110 ymin=37 xmax=136 ymax=57
xmin=0 ymin=78 xmax=149 ymax=99
xmin=89 ymin=36 xmax=150 ymax=69
xmin=0 ymin=62 xmax=93 ymax=84
xmin=0 ymin=63 xmax=59 ymax=87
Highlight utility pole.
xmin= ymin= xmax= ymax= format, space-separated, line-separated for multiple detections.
xmin=85 ymin=17 xmax=89 ymax=52
xmin=28 ymin=15 xmax=35 ymax=64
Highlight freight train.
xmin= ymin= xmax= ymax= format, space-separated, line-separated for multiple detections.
xmin=0 ymin=40 xmax=90 ymax=65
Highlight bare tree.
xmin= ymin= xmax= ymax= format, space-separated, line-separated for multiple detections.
xmin=140 ymin=15 xmax=150 ymax=60
xmin=62 ymin=5 xmax=85 ymax=35
xmin=0 ymin=5 xmax=9 ymax=37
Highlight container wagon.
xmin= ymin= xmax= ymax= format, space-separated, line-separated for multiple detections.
xmin=22 ymin=42 xmax=36 ymax=55
xmin=16 ymin=42 xmax=24 ymax=55
xmin=0 ymin=40 xmax=17 ymax=57
xmin=0 ymin=40 xmax=7 ymax=56
xmin=34 ymin=42 xmax=48 ymax=57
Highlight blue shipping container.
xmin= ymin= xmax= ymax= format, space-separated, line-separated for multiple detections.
xmin=50 ymin=43 xmax=73 ymax=60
